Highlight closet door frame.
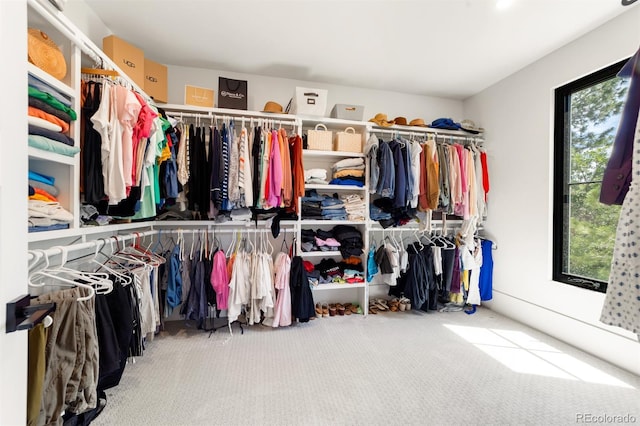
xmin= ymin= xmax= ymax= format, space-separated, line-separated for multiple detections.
xmin=0 ymin=0 xmax=29 ymax=424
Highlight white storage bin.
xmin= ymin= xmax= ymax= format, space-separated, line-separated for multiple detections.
xmin=330 ymin=104 xmax=364 ymax=121
xmin=291 ymin=86 xmax=328 ymax=116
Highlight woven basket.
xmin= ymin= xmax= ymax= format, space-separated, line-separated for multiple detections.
xmin=307 ymin=124 xmax=333 ymax=150
xmin=334 ymin=127 xmax=362 ymax=152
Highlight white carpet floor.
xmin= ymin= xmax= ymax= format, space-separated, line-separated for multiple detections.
xmin=94 ymin=307 xmax=640 ymax=426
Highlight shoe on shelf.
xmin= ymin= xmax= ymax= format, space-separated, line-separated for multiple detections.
xmin=336 ymin=303 xmax=345 ymax=316
xmin=369 ymin=306 xmax=378 ymax=315
xmin=343 ymin=303 xmax=353 ymax=315
xmin=322 ymin=303 xmax=329 ymax=317
xmin=315 ymin=303 xmax=323 ymax=317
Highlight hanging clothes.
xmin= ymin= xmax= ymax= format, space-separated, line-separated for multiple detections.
xmin=81 ymin=81 xmax=105 ymax=204
xmin=600 ymin=84 xmax=640 ymax=334
xmin=228 ymin=247 xmax=250 ymax=324
xmin=210 ymin=249 xmax=229 ymax=311
xmin=290 ymin=256 xmax=315 ymax=322
xmin=271 ymin=252 xmax=292 ymax=327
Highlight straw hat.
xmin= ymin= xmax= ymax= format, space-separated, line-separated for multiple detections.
xmin=409 ymin=118 xmax=428 ymax=127
xmin=460 ymin=119 xmax=485 ymax=134
xmin=394 ymin=116 xmax=408 ymax=126
xmin=262 ymin=101 xmax=285 ymax=114
xmin=28 ymin=29 xmax=67 ymax=79
xmin=369 ymin=113 xmax=395 ymax=127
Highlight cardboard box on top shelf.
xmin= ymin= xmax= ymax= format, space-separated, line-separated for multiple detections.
xmin=184 ymin=85 xmax=215 ymax=108
xmin=102 ymin=35 xmax=145 ymax=88
xmin=144 ymin=59 xmax=168 ymax=103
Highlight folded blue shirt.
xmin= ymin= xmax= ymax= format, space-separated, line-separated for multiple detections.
xmin=29 ymin=170 xmax=55 ymax=186
xmin=329 ymin=178 xmax=364 ymax=187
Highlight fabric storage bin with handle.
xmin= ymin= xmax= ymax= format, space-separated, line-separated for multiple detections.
xmin=334 ymin=127 xmax=362 ymax=152
xmin=290 ymin=87 xmax=328 ymax=116
xmin=330 ymin=104 xmax=364 ymax=121
xmin=307 ymin=124 xmax=333 ymax=151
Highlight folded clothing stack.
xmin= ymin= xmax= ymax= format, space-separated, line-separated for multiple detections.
xmin=340 ymin=194 xmax=366 ymax=221
xmin=333 ymin=225 xmax=364 ymax=258
xmin=300 ymin=228 xmax=341 ymax=252
xmin=28 ymin=75 xmax=79 ymax=157
xmin=370 ymin=197 xmax=417 ymax=228
xmin=304 ymin=168 xmax=328 ymax=185
xmin=28 ymin=170 xmax=73 ymax=232
xmin=330 ymin=157 xmax=365 ymax=187
xmin=304 ymin=256 xmax=364 ymax=286
xmin=301 ymin=189 xmax=347 ymax=220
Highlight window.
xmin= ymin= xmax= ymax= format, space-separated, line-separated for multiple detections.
xmin=553 ymin=60 xmax=630 ymax=293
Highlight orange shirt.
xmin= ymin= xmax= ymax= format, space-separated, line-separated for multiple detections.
xmin=28 ymin=106 xmax=69 ymax=133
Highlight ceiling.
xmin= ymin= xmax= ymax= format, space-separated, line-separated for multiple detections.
xmin=84 ymin=0 xmax=637 ymax=100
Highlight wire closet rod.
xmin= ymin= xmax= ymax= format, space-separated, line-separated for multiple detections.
xmin=160 ymin=228 xmax=277 ymax=235
xmin=27 ymin=230 xmax=157 ymax=262
xmin=371 ymin=127 xmax=483 ymax=142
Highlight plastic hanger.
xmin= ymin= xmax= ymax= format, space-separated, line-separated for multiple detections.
xmin=89 ymin=239 xmax=129 ymax=288
xmin=29 ymin=249 xmax=96 ymax=302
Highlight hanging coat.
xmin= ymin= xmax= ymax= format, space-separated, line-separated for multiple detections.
xmin=290 ymin=256 xmax=315 ymax=323
xmin=271 ymin=252 xmax=292 ymax=327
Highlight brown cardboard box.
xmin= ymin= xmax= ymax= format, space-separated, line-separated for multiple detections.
xmin=144 ymin=59 xmax=168 ymax=103
xmin=184 ymin=85 xmax=215 ymax=108
xmin=103 ymin=35 xmax=144 ymax=88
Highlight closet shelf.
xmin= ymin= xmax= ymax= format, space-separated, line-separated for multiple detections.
xmin=28 ymin=147 xmax=76 ymax=166
xmin=302 ymin=150 xmax=365 ymax=158
xmin=300 ymin=220 xmax=365 ymax=226
xmin=369 ymin=123 xmax=482 ymax=138
xmin=305 ymin=184 xmax=365 ymax=191
xmin=27 ymin=222 xmax=155 ymax=243
xmin=158 ymin=103 xmax=296 ymax=121
xmin=28 ymin=63 xmax=76 ymax=99
xmin=300 ymin=251 xmax=343 ymax=258
xmin=151 ymin=220 xmax=298 ymax=228
xmin=28 ymin=227 xmax=77 ymax=242
xmin=312 ymin=282 xmax=366 ymax=291
xmin=299 ymin=115 xmax=367 ymax=128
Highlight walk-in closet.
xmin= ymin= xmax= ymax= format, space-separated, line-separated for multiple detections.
xmin=1 ymin=1 xmax=640 ymax=425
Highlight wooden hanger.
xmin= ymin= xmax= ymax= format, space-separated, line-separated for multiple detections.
xmin=81 ymin=67 xmax=119 ymax=77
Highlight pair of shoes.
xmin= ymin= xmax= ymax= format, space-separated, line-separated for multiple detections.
xmin=336 ymin=303 xmax=346 ymax=316
xmin=343 ymin=303 xmax=353 ymax=315
xmin=320 ymin=304 xmax=329 ymax=317
xmin=329 ymin=304 xmax=337 ymax=316
xmin=370 ymin=298 xmax=389 ymax=312
xmin=399 ymin=297 xmax=411 ymax=311
xmin=388 ymin=298 xmax=400 ymax=312
xmin=315 ymin=303 xmax=323 ymax=317
xmin=369 ymin=306 xmax=378 ymax=314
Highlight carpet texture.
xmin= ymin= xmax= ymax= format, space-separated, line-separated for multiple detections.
xmin=93 ymin=308 xmax=640 ymax=426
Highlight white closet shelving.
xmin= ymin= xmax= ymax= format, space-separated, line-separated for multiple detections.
xmin=27 ymin=0 xmax=82 ymax=234
xmin=24 ymin=0 xmax=487 ymax=321
xmin=297 ymin=117 xmax=370 ymax=314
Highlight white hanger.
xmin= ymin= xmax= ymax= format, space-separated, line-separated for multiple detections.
xmin=28 ymin=249 xmax=96 ymax=302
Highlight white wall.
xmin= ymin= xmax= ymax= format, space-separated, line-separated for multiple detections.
xmin=165 ymin=65 xmax=463 ymax=123
xmin=463 ymin=8 xmax=640 ymax=375
xmin=63 ymin=0 xmax=111 ymax=46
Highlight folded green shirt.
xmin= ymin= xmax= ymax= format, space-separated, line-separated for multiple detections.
xmin=28 ymin=134 xmax=80 ymax=157
xmin=27 ymin=86 xmax=77 ymax=121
